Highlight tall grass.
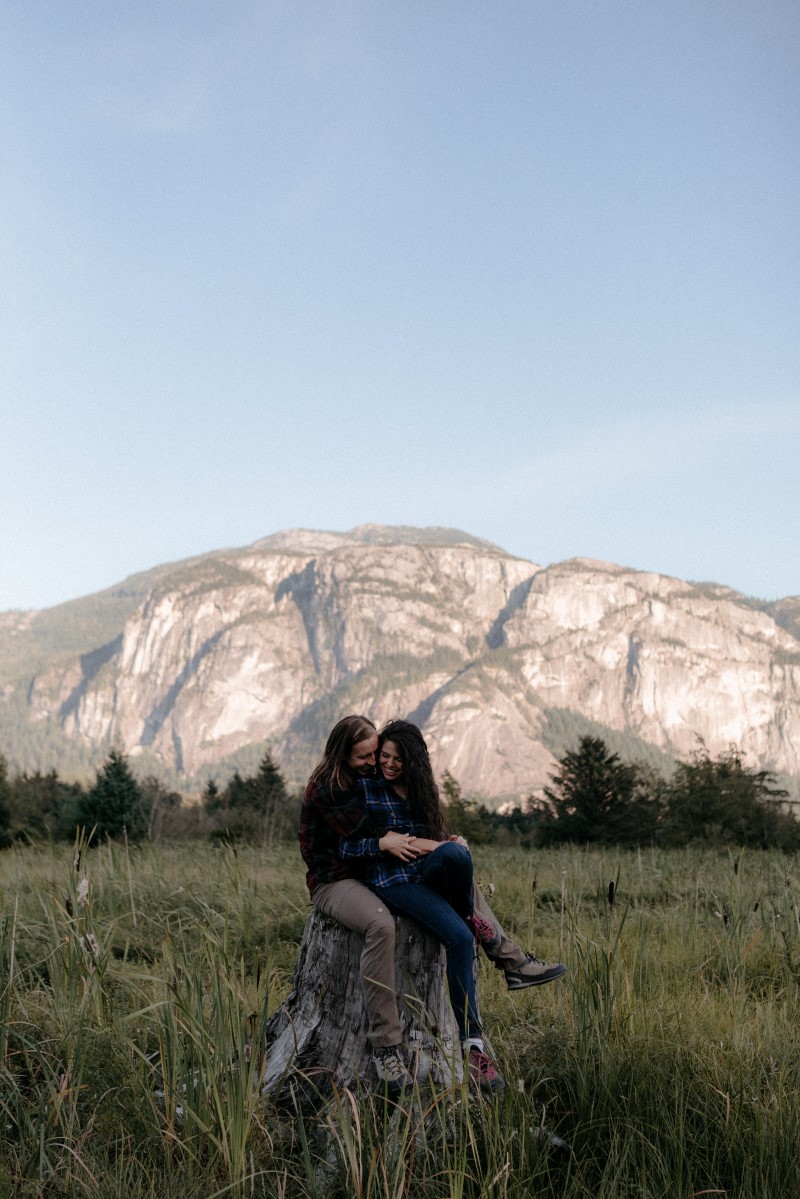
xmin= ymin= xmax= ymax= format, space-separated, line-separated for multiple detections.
xmin=0 ymin=840 xmax=798 ymax=1196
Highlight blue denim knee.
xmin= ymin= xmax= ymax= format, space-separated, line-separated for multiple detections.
xmin=420 ymin=841 xmax=473 ymax=918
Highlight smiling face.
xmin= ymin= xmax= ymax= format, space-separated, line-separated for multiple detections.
xmin=347 ymin=733 xmax=379 ymax=775
xmin=379 ymin=739 xmax=405 ymax=784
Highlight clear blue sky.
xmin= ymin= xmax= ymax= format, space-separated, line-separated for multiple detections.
xmin=2 ymin=1 xmax=798 ymax=611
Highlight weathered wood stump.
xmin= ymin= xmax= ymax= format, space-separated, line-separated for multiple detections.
xmin=263 ymin=910 xmax=462 ymax=1100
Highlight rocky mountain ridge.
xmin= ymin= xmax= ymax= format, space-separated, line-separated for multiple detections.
xmin=2 ymin=526 xmax=799 ymax=799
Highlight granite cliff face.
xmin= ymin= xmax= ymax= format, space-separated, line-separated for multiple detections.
xmin=2 ymin=527 xmax=799 ymax=797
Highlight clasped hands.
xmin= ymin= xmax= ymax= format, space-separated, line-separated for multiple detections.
xmin=378 ymin=831 xmax=469 ymax=861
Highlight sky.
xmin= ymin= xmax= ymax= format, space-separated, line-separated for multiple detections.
xmin=2 ymin=1 xmax=799 ymax=612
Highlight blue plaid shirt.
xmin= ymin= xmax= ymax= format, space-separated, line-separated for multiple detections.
xmin=339 ymin=776 xmax=430 ymax=889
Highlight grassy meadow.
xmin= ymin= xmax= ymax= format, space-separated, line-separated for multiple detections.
xmin=1 ymin=838 xmax=799 ymax=1198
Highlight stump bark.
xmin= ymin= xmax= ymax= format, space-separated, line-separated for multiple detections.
xmin=263 ymin=910 xmax=463 ymax=1099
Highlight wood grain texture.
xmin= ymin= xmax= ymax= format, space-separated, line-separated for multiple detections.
xmin=263 ymin=909 xmax=463 ymax=1098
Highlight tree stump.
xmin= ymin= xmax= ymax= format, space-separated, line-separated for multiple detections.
xmin=263 ymin=910 xmax=463 ymax=1100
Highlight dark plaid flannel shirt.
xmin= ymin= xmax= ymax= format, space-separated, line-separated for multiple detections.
xmin=299 ymin=775 xmax=378 ymax=896
xmin=339 ymin=776 xmax=429 ymax=890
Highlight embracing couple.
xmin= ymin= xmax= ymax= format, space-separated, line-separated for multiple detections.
xmin=299 ymin=715 xmax=566 ymax=1096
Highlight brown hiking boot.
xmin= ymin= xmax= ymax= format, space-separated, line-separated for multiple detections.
xmin=505 ymin=953 xmax=567 ymax=990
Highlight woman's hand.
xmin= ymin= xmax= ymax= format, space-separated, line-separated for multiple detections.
xmin=449 ymin=834 xmax=469 ymax=849
xmin=379 ymin=831 xmax=423 ymax=861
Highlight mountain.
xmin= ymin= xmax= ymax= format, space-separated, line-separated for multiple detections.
xmin=2 ymin=526 xmax=799 ymax=800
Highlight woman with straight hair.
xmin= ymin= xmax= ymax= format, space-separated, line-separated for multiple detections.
xmin=299 ymin=714 xmax=414 ymax=1093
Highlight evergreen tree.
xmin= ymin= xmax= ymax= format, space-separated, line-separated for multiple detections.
xmin=211 ymin=752 xmax=292 ymax=845
xmin=251 ymin=751 xmax=288 ymax=815
xmin=538 ymin=735 xmax=658 ymax=845
xmin=78 ymin=749 xmax=150 ymax=843
xmin=8 ymin=768 xmax=84 ymax=841
xmin=662 ymin=745 xmax=797 ymax=848
xmin=252 ymin=751 xmax=290 ymax=842
xmin=224 ymin=771 xmax=250 ymax=810
xmin=202 ymin=778 xmax=222 ymax=813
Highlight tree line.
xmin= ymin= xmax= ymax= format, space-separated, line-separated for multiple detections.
xmin=0 ymin=748 xmax=298 ymax=848
xmin=1 ymin=735 xmax=797 ymax=851
xmin=444 ymin=737 xmax=800 ymax=852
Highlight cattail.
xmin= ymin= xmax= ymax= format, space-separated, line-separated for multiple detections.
xmin=76 ymin=878 xmax=90 ymax=908
xmin=607 ymin=880 xmax=616 ymax=908
xmin=531 ymin=877 xmax=537 ymax=896
xmin=80 ymin=933 xmax=101 ymax=963
xmin=65 ymin=896 xmax=74 ymax=918
xmin=733 ymin=858 xmax=739 ymax=876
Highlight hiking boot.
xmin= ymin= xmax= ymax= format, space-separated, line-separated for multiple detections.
xmin=466 ymin=911 xmax=502 ymax=951
xmin=504 ymin=953 xmax=567 ymax=990
xmin=372 ymin=1045 xmax=413 ymax=1095
xmin=467 ymin=1046 xmax=505 ymax=1095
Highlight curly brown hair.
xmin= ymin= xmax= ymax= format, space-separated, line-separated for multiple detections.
xmin=378 ymin=720 xmax=448 ymax=840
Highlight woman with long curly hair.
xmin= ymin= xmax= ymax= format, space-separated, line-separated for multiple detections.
xmin=340 ymin=719 xmax=506 ymax=1092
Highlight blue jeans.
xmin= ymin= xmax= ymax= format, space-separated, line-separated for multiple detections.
xmin=376 ymin=842 xmax=480 ymax=1040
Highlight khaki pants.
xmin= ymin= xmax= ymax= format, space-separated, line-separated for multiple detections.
xmin=312 ymin=879 xmax=402 ymax=1049
xmin=473 ymin=883 xmax=527 ymax=970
